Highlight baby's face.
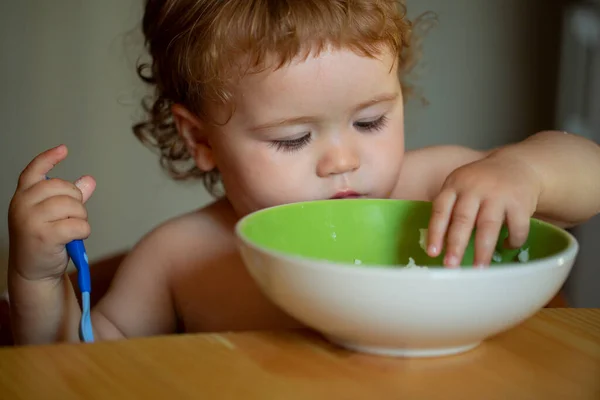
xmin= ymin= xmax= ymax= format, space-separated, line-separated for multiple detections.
xmin=207 ymin=47 xmax=405 ymax=217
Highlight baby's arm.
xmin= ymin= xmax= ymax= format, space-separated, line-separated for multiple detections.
xmin=7 ymin=146 xmax=109 ymax=344
xmin=11 ymin=220 xmax=182 ymax=343
xmin=8 ymin=268 xmax=85 ymax=344
xmin=395 ymin=145 xmax=488 ymax=201
xmin=7 ymin=146 xmax=178 ymax=344
xmin=397 ymin=130 xmax=600 ymax=266
xmin=90 ymin=219 xmax=186 ymax=339
xmin=400 ymin=131 xmax=600 ymax=225
xmin=490 ymin=130 xmax=600 ymax=226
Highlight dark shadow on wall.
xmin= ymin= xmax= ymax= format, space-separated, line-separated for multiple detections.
xmin=523 ymin=0 xmax=574 ymax=134
xmin=531 ymin=0 xmax=600 ymax=307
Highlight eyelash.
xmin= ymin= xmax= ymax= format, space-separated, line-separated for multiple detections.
xmin=269 ymin=134 xmax=312 ymax=153
xmin=353 ymin=115 xmax=389 ymax=132
xmin=269 ymin=115 xmax=389 ymax=152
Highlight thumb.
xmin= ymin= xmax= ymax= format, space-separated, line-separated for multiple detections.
xmin=74 ymin=175 xmax=97 ymax=204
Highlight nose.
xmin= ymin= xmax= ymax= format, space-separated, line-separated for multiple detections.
xmin=317 ymin=143 xmax=360 ymax=178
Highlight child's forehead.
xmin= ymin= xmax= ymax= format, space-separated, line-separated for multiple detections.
xmin=235 ymin=47 xmax=398 ymax=96
xmin=227 ymin=48 xmax=400 ymax=121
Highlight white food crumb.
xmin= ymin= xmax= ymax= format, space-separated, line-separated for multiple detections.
xmin=405 ymin=257 xmax=428 ymax=269
xmin=354 ymin=259 xmax=362 ymax=265
xmin=518 ymin=247 xmax=529 ymax=263
xmin=492 ymin=251 xmax=502 ymax=263
xmin=331 ymin=232 xmax=337 ymax=240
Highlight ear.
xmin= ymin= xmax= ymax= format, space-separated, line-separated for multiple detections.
xmin=171 ymin=104 xmax=216 ymax=172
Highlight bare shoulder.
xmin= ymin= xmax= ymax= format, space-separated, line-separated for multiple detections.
xmin=392 ymin=145 xmax=488 ymax=201
xmin=109 ymin=197 xmax=236 ymax=282
xmin=139 ymin=197 xmax=239 ymax=257
xmin=93 ymin=198 xmax=237 ymax=338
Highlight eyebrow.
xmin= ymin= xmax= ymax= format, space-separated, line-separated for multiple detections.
xmin=352 ymin=92 xmax=399 ymax=113
xmin=248 ymin=92 xmax=399 ymax=132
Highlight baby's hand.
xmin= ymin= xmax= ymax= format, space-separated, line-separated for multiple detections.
xmin=8 ymin=145 xmax=96 ymax=281
xmin=426 ymin=153 xmax=542 ymax=267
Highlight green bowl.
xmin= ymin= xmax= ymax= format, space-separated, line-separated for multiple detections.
xmin=236 ymin=199 xmax=578 ymax=358
xmin=238 ymin=199 xmax=570 ymax=268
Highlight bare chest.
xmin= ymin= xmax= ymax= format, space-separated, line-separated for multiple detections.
xmin=171 ymin=249 xmax=303 ymax=333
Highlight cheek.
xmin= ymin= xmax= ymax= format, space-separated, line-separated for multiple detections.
xmin=218 ymin=147 xmax=270 ymax=186
xmin=372 ymin=138 xmax=403 ymax=172
xmin=217 ymin=145 xmax=309 ymax=200
xmin=372 ymin=119 xmax=404 ymax=159
xmin=365 ymin=121 xmax=405 ymax=184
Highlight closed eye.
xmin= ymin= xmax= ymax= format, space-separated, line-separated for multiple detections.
xmin=354 ymin=115 xmax=388 ymax=132
xmin=269 ymin=133 xmax=312 ymax=153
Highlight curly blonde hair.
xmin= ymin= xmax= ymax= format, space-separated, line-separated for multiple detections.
xmin=133 ymin=0 xmax=425 ymax=197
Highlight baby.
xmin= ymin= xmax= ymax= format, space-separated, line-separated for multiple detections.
xmin=7 ymin=0 xmax=600 ymax=344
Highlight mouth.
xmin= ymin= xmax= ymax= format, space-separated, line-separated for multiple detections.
xmin=330 ymin=190 xmax=363 ymax=199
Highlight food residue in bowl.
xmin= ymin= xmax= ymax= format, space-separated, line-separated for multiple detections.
xmin=492 ymin=247 xmax=530 ymax=263
xmin=492 ymin=251 xmax=502 ymax=263
xmin=352 ymin=258 xmax=427 ymax=269
xmin=419 ymin=228 xmax=531 ymax=264
xmin=518 ymin=247 xmax=529 ymax=262
xmin=351 ymin=229 xmax=530 ymax=269
xmin=405 ymin=257 xmax=428 ymax=269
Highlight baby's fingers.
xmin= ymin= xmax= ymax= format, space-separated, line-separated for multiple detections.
xmin=473 ymin=202 xmax=505 ymax=266
xmin=36 ymin=196 xmax=88 ymax=223
xmin=427 ymin=190 xmax=457 ymax=258
xmin=444 ymin=196 xmax=480 ymax=268
xmin=505 ymin=205 xmax=530 ymax=249
xmin=74 ymin=175 xmax=96 ymax=204
xmin=52 ymin=219 xmax=92 ymax=245
xmin=20 ymin=176 xmax=96 ymax=209
xmin=17 ymin=145 xmax=68 ymax=192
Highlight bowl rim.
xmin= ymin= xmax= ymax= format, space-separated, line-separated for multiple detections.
xmin=235 ymin=199 xmax=579 ymax=277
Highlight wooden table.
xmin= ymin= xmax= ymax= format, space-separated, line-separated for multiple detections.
xmin=1 ymin=309 xmax=599 ymax=400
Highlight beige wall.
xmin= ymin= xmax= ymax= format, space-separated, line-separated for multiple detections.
xmin=0 ymin=1 xmax=214 ymax=291
xmin=0 ymin=1 xmax=566 ymax=293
